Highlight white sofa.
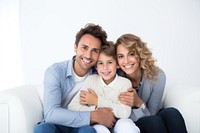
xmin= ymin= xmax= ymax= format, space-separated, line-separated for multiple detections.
xmin=0 ymin=84 xmax=200 ymax=133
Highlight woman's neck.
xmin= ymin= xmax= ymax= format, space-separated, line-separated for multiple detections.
xmin=126 ymin=69 xmax=142 ymax=88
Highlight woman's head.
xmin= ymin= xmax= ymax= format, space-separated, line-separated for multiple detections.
xmin=115 ymin=33 xmax=158 ymax=80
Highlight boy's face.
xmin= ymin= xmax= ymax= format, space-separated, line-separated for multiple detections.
xmin=96 ymin=52 xmax=119 ymax=85
xmin=74 ymin=34 xmax=101 ymax=76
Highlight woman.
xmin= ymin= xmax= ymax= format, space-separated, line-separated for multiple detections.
xmin=115 ymin=33 xmax=187 ymax=133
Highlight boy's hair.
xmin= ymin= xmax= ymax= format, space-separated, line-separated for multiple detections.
xmin=100 ymin=41 xmax=117 ymax=61
xmin=75 ymin=23 xmax=107 ymax=47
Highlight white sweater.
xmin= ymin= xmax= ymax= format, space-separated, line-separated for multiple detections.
xmin=68 ymin=74 xmax=132 ymax=118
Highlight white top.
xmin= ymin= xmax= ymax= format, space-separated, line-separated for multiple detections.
xmin=68 ymin=74 xmax=132 ymax=118
xmin=62 ymin=69 xmax=89 ymax=108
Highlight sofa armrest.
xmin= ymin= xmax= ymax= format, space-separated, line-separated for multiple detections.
xmin=0 ymin=85 xmax=43 ymax=133
xmin=163 ymin=85 xmax=200 ymax=133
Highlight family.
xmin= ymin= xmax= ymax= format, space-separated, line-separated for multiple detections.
xmin=34 ymin=23 xmax=187 ymax=133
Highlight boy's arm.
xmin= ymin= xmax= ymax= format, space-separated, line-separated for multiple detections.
xmin=68 ymin=76 xmax=97 ymax=111
xmin=68 ymin=90 xmax=96 ymax=111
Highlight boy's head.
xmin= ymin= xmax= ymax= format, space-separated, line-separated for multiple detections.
xmin=96 ymin=41 xmax=119 ymax=85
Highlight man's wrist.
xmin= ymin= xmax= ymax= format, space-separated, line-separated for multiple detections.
xmin=90 ymin=110 xmax=98 ymax=125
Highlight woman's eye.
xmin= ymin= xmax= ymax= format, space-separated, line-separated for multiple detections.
xmin=118 ymin=55 xmax=123 ymax=59
xmin=129 ymin=52 xmax=135 ymax=56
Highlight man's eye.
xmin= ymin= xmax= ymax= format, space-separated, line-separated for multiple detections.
xmin=82 ymin=46 xmax=87 ymax=50
xmin=93 ymin=49 xmax=99 ymax=54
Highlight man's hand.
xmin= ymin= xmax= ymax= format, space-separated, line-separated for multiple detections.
xmin=90 ymin=108 xmax=116 ymax=128
xmin=119 ymin=88 xmax=143 ymax=108
xmin=80 ymin=88 xmax=98 ymax=106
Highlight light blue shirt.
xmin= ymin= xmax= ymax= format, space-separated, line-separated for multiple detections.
xmin=43 ymin=59 xmax=93 ymax=127
xmin=118 ymin=68 xmax=166 ymax=122
xmin=130 ymin=69 xmax=166 ymax=122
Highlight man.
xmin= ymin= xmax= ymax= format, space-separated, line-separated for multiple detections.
xmin=34 ymin=23 xmax=116 ymax=133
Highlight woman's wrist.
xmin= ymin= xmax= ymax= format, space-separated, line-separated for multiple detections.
xmin=132 ymin=99 xmax=143 ymax=109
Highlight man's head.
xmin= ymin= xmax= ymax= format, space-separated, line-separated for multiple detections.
xmin=75 ymin=23 xmax=107 ymax=47
xmin=74 ymin=23 xmax=107 ymax=76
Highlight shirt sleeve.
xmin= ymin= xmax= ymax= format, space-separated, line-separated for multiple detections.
xmin=43 ymin=65 xmax=90 ymax=127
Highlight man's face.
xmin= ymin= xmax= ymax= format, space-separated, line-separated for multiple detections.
xmin=74 ymin=34 xmax=101 ymax=76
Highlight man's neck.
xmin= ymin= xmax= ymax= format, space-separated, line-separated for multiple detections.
xmin=73 ymin=60 xmax=88 ymax=77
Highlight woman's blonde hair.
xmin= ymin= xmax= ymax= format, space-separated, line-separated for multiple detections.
xmin=115 ymin=33 xmax=159 ymax=80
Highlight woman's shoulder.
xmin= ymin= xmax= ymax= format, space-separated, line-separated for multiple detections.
xmin=157 ymin=68 xmax=166 ymax=80
xmin=142 ymin=68 xmax=166 ymax=85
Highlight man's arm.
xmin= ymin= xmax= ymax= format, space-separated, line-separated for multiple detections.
xmin=43 ymin=64 xmax=91 ymax=127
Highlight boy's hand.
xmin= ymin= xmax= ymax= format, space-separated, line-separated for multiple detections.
xmin=80 ymin=88 xmax=98 ymax=106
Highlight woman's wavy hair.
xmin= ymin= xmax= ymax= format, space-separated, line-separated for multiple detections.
xmin=115 ymin=33 xmax=159 ymax=80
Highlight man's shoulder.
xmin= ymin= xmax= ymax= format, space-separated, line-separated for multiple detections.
xmin=49 ymin=60 xmax=71 ymax=69
xmin=45 ymin=59 xmax=73 ymax=75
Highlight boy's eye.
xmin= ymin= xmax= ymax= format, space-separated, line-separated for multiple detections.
xmin=97 ymin=62 xmax=102 ymax=65
xmin=108 ymin=61 xmax=113 ymax=64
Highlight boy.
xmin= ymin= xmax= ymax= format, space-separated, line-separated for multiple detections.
xmin=68 ymin=41 xmax=140 ymax=133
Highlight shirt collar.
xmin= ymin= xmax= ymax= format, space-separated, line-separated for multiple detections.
xmin=99 ymin=74 xmax=119 ymax=88
xmin=65 ymin=58 xmax=93 ymax=78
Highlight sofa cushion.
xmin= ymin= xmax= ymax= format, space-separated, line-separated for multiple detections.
xmin=164 ymin=85 xmax=200 ymax=133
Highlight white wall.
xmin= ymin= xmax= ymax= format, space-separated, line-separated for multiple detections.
xmin=10 ymin=0 xmax=200 ymax=89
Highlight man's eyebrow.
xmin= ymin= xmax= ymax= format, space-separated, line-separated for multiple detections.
xmin=80 ymin=44 xmax=88 ymax=47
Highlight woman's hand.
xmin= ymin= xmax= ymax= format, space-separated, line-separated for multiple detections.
xmin=80 ymin=88 xmax=98 ymax=106
xmin=119 ymin=88 xmax=143 ymax=108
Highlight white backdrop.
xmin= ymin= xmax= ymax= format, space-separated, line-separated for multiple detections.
xmin=1 ymin=0 xmax=200 ymax=90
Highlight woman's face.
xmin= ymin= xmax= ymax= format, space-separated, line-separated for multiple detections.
xmin=116 ymin=44 xmax=140 ymax=75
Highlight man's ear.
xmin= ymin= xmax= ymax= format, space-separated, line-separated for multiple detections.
xmin=74 ymin=44 xmax=77 ymax=52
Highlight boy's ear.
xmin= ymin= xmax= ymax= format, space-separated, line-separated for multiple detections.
xmin=95 ymin=64 xmax=98 ymax=70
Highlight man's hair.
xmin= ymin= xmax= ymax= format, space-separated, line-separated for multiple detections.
xmin=100 ymin=41 xmax=117 ymax=61
xmin=75 ymin=23 xmax=107 ymax=46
